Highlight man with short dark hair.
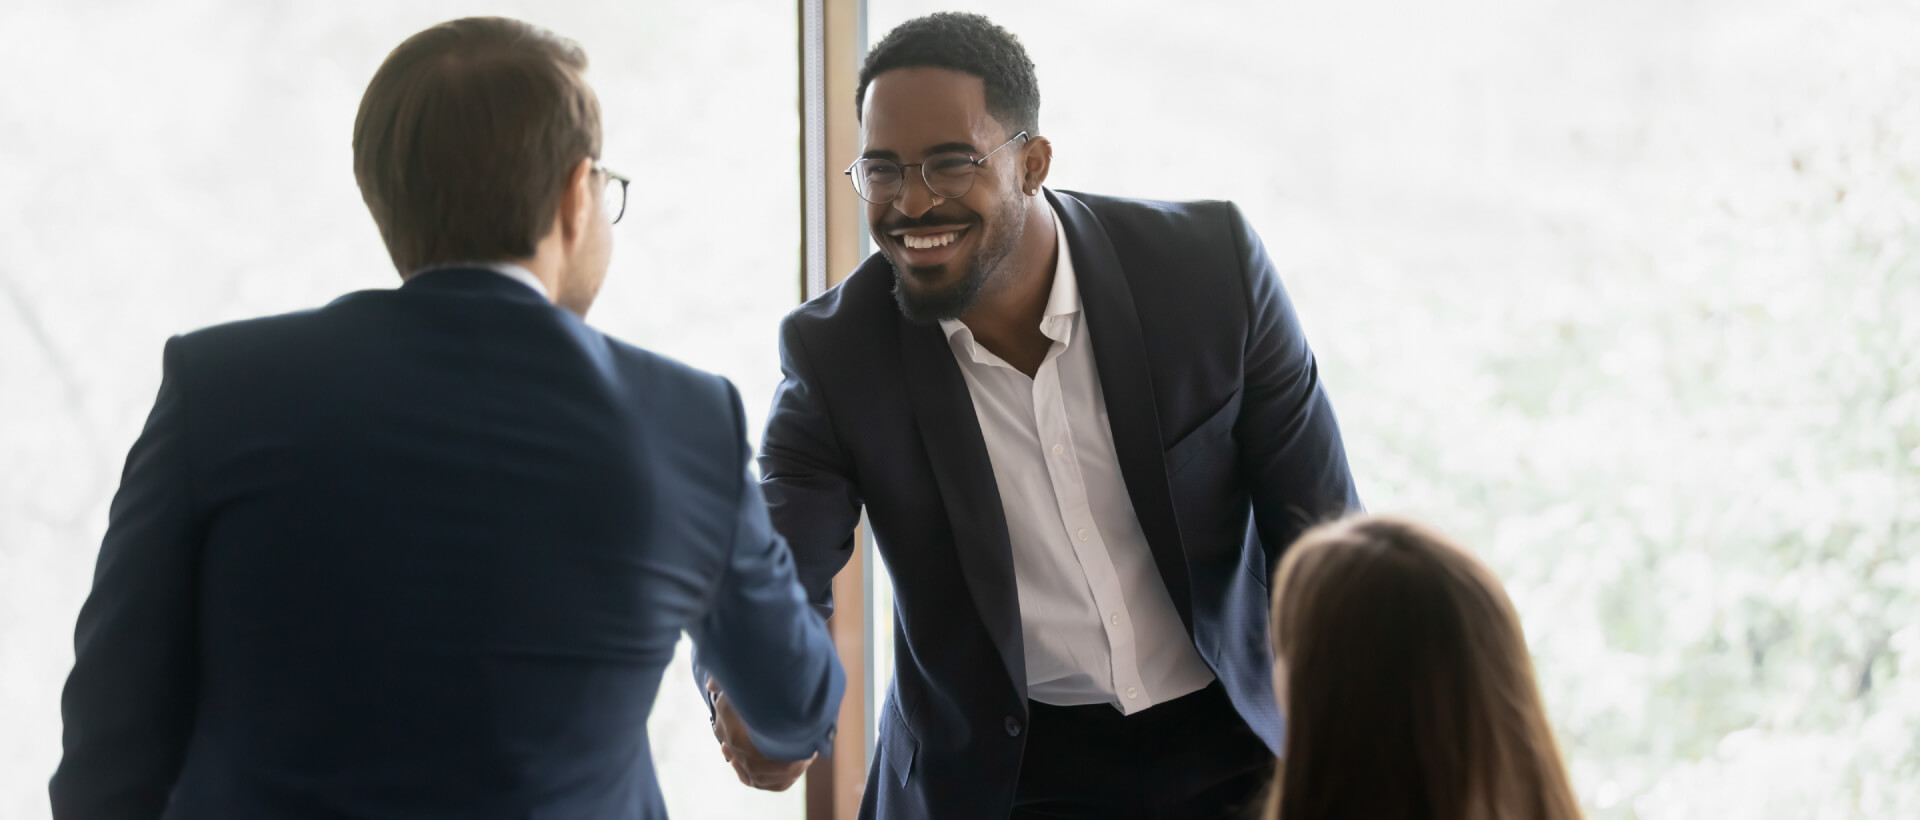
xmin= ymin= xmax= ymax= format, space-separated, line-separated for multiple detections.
xmin=711 ymin=12 xmax=1360 ymax=819
xmin=51 ymin=17 xmax=841 ymax=819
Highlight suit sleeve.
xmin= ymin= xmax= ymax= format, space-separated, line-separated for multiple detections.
xmin=685 ymin=380 xmax=847 ymax=762
xmin=755 ymin=314 xmax=864 ymax=621
xmin=1228 ymin=202 xmax=1363 ymax=570
xmin=51 ymin=337 xmax=202 ymax=819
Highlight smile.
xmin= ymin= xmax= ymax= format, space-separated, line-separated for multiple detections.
xmin=900 ymin=231 xmax=962 ymax=249
xmin=888 ymin=220 xmax=972 ymax=252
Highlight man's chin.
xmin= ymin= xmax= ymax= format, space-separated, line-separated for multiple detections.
xmin=891 ymin=268 xmax=983 ymax=325
xmin=897 ymin=263 xmax=956 ymax=288
xmin=880 ymin=247 xmax=949 ymax=281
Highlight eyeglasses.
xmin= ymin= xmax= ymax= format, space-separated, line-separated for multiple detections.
xmin=843 ymin=131 xmax=1031 ymax=205
xmin=597 ymin=164 xmax=630 ymax=224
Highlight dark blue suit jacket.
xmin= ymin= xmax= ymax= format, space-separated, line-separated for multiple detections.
xmin=52 ymin=269 xmax=843 ymax=819
xmin=760 ymin=190 xmax=1359 ymax=818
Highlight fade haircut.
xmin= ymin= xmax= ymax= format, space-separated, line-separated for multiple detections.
xmin=856 ymin=12 xmax=1040 ymax=135
xmin=353 ymin=17 xmax=602 ymax=274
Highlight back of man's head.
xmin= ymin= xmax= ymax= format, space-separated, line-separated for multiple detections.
xmin=354 ymin=17 xmax=601 ymax=274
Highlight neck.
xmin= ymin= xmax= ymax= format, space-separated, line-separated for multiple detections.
xmin=959 ymin=196 xmax=1057 ymax=373
xmin=400 ymin=257 xmax=557 ymax=298
xmin=518 ymin=235 xmax=565 ymax=302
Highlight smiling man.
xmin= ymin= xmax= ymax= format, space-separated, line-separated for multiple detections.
xmin=708 ymin=12 xmax=1360 ymax=819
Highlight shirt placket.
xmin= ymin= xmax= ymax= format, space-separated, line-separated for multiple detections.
xmin=1030 ymin=317 xmax=1152 ymax=714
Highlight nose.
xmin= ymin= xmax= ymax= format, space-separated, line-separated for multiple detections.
xmin=892 ymin=170 xmax=942 ymax=220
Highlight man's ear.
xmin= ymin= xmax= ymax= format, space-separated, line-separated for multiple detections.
xmin=560 ymin=156 xmax=596 ymax=243
xmin=1020 ymin=136 xmax=1053 ymax=196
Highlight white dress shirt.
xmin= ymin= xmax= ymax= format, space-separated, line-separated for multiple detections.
xmin=409 ymin=261 xmax=551 ymax=300
xmin=940 ymin=203 xmax=1216 ymax=714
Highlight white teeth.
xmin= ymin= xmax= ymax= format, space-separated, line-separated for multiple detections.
xmin=902 ymin=231 xmax=959 ymax=249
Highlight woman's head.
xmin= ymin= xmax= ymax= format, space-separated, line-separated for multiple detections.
xmin=1267 ymin=516 xmax=1581 ymax=820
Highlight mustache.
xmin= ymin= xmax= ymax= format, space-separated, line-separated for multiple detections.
xmin=878 ymin=211 xmax=976 ymax=234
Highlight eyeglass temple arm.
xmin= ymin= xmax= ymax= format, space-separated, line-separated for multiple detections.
xmin=972 ymin=131 xmax=1032 ymax=165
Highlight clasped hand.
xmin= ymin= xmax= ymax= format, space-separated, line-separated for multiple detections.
xmin=707 ymin=679 xmax=814 ymax=791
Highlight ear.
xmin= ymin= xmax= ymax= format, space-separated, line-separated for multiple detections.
xmin=559 ymin=156 xmax=597 ymax=244
xmin=1019 ymin=135 xmax=1053 ymax=196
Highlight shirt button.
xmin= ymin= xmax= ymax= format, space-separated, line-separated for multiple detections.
xmin=1004 ymin=716 xmax=1022 ymax=737
xmin=1110 ymin=613 xmax=1121 ymax=625
xmin=1126 ymin=687 xmax=1139 ymax=700
xmin=1077 ymin=528 xmax=1089 ymax=542
xmin=1051 ymin=443 xmax=1064 ymax=456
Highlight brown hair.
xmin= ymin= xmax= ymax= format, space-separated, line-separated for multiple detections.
xmin=1264 ymin=516 xmax=1582 ymax=820
xmin=353 ymin=17 xmax=601 ymax=274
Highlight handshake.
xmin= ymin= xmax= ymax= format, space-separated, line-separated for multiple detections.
xmin=43 ymin=6 xmax=1394 ymax=818
xmin=708 ymin=678 xmax=814 ymax=792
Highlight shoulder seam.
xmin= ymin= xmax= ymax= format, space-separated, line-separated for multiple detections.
xmin=166 ymin=336 xmax=205 ymax=534
xmin=1222 ymin=202 xmax=1260 ymax=357
xmin=703 ymin=376 xmax=748 ymax=619
xmin=786 ymin=318 xmax=855 ymax=483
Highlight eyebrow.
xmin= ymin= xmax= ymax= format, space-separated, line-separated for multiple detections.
xmin=860 ymin=141 xmax=984 ymax=161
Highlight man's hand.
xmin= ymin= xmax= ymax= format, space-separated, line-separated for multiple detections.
xmin=709 ymin=679 xmax=814 ymax=791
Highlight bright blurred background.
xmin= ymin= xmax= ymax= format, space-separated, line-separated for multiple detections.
xmin=861 ymin=1 xmax=1920 ymax=817
xmin=0 ymin=2 xmax=804 ymax=818
xmin=4 ymin=1 xmax=1916 ymax=819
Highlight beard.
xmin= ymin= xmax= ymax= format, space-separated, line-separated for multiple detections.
xmin=891 ymin=258 xmax=989 ymax=325
xmin=887 ymin=192 xmax=1026 ymax=325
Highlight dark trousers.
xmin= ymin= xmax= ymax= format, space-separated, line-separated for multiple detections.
xmin=1011 ymin=682 xmax=1274 ymax=820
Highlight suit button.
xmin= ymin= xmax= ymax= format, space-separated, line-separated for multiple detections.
xmin=1004 ymin=716 xmax=1022 ymax=737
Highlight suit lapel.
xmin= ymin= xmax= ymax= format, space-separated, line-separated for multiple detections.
xmin=1049 ymin=190 xmax=1196 ymax=632
xmin=897 ymin=315 xmax=1029 ymax=699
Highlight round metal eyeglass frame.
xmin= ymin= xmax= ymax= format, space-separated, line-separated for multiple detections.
xmin=597 ymin=164 xmax=631 ymax=224
xmin=843 ymin=131 xmax=1031 ymax=205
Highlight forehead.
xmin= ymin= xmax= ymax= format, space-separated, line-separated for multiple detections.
xmin=861 ymin=67 xmax=1001 ymax=157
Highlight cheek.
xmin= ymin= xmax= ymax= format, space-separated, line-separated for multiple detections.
xmin=956 ymin=189 xmax=1012 ymax=235
xmin=965 ymin=169 xmax=1018 ymax=205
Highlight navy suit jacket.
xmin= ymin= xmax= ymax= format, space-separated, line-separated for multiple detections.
xmin=52 ymin=270 xmax=843 ymax=819
xmin=760 ymin=190 xmax=1360 ymax=818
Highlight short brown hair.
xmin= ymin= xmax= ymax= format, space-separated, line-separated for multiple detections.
xmin=353 ymin=17 xmax=601 ymax=273
xmin=1266 ymin=516 xmax=1584 ymax=820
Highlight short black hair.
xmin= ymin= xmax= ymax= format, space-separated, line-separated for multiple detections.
xmin=856 ymin=12 xmax=1039 ymax=136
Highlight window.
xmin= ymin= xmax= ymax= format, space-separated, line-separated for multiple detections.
xmin=0 ymin=3 xmax=803 ymax=818
xmin=861 ymin=1 xmax=1920 ymax=816
xmin=7 ymin=2 xmax=1914 ymax=818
